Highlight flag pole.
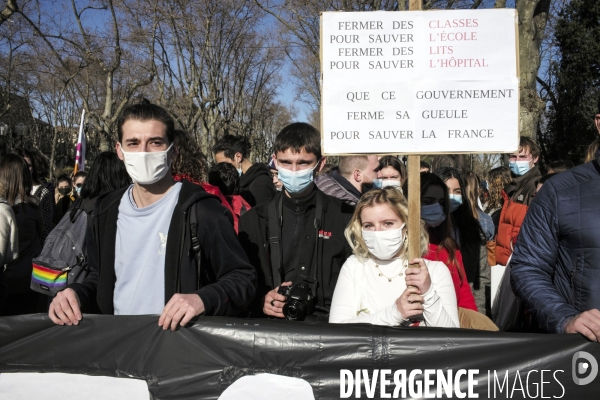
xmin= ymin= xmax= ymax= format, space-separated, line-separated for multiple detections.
xmin=74 ymin=109 xmax=86 ymax=175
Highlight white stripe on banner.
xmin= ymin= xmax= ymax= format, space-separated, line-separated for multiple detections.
xmin=0 ymin=373 xmax=148 ymax=399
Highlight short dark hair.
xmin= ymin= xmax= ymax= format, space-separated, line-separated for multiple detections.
xmin=208 ymin=162 xmax=239 ymax=196
xmin=117 ymin=102 xmax=175 ymax=144
xmin=547 ymin=159 xmax=574 ymax=173
xmin=431 ymin=154 xmax=465 ymax=173
xmin=535 ymin=173 xmax=556 ymax=187
xmin=56 ymin=174 xmax=72 ymax=186
xmin=74 ymin=171 xmax=87 ymax=179
xmin=273 ymin=122 xmax=321 ymax=160
xmin=518 ymin=136 xmax=540 ymax=159
xmin=420 ymin=160 xmax=431 ymax=171
xmin=212 ymin=135 xmax=250 ymax=160
xmin=79 ymin=152 xmax=131 ymax=199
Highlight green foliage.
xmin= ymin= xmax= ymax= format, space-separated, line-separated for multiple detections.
xmin=544 ymin=0 xmax=600 ymax=164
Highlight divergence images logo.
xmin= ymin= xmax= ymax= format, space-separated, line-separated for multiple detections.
xmin=572 ymin=351 xmax=598 ymax=386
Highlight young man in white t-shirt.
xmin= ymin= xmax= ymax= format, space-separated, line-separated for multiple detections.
xmin=49 ymin=103 xmax=256 ymax=329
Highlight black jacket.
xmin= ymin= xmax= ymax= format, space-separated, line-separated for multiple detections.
xmin=70 ymin=180 xmax=257 ymax=316
xmin=4 ymin=201 xmax=43 ymax=295
xmin=238 ymin=189 xmax=353 ymax=317
xmin=239 ymin=163 xmax=276 ymax=207
xmin=315 ymin=172 xmax=360 ymax=207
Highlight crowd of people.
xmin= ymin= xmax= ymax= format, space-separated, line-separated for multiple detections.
xmin=0 ymin=100 xmax=598 ymax=342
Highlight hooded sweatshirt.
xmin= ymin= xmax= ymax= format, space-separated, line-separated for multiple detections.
xmin=239 ymin=163 xmax=276 ymax=207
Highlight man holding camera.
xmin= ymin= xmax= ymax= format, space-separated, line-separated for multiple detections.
xmin=239 ymin=123 xmax=353 ymax=319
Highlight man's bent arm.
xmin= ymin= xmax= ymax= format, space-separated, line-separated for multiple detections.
xmin=195 ymin=208 xmax=257 ymax=316
xmin=510 ymin=182 xmax=579 ymax=333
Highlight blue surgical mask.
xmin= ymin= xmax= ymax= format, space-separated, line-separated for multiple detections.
xmin=421 ymin=203 xmax=446 ymax=228
xmin=277 ymin=162 xmax=319 ymax=194
xmin=372 ymin=179 xmax=383 ymax=189
xmin=509 ymin=160 xmax=531 ymax=176
xmin=448 ymin=194 xmax=462 ymax=212
xmin=75 ymin=186 xmax=82 ymax=196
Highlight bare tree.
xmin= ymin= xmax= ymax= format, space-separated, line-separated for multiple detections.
xmin=16 ymin=0 xmax=158 ymax=151
xmin=495 ymin=0 xmax=552 ymax=139
xmin=25 ymin=52 xmax=85 ymax=177
xmin=128 ymin=0 xmax=287 ymax=156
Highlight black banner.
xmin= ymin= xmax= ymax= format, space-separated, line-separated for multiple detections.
xmin=0 ymin=314 xmax=598 ymax=399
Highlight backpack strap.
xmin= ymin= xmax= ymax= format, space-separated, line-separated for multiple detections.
xmin=267 ymin=193 xmax=283 ymax=288
xmin=68 ymin=197 xmax=86 ymax=223
xmin=189 ymin=202 xmax=202 ymax=287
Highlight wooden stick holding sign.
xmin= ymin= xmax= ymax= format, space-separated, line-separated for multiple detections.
xmin=406 ymin=0 xmax=423 ymax=322
xmin=407 ymin=1 xmax=422 ymax=262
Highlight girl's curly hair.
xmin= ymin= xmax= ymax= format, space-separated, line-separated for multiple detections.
xmin=171 ymin=130 xmax=209 ymax=182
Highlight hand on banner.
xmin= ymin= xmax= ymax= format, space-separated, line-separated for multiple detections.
xmin=159 ymin=293 xmax=205 ymax=331
xmin=396 ymin=287 xmax=424 ymax=320
xmin=263 ymin=281 xmax=292 ymax=318
xmin=564 ymin=309 xmax=600 ymax=342
xmin=405 ymin=258 xmax=431 ymax=294
xmin=49 ymin=288 xmax=82 ymax=326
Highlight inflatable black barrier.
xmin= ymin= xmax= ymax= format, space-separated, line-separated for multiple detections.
xmin=0 ymin=314 xmax=599 ymax=399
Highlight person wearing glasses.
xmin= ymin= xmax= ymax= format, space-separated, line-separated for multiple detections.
xmin=72 ymin=171 xmax=87 ymax=198
xmin=495 ymin=137 xmax=542 ymax=267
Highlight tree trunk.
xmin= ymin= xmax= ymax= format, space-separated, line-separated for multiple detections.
xmin=516 ymin=0 xmax=551 ymax=139
xmin=49 ymin=125 xmax=60 ymax=180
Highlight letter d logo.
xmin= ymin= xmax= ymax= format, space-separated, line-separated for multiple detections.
xmin=572 ymin=351 xmax=598 ymax=385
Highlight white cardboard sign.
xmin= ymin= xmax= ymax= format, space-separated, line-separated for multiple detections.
xmin=321 ymin=9 xmax=519 ymax=155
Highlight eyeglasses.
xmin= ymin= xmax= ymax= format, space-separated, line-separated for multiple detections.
xmin=269 ymin=171 xmax=278 ymax=178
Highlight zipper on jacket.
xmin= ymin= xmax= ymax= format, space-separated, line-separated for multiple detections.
xmin=176 ymin=210 xmax=186 ymax=293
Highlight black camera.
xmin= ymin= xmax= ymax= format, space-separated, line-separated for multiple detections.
xmin=277 ymin=282 xmax=316 ymax=321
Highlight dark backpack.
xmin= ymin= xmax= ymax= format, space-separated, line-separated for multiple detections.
xmin=30 ymin=199 xmax=90 ymax=296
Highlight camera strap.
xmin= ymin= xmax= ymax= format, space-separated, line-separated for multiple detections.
xmin=268 ymin=193 xmax=284 ymax=288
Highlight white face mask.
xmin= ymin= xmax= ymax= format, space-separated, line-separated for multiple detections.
xmin=120 ymin=143 xmax=173 ymax=185
xmin=381 ymin=180 xmax=402 ymax=189
xmin=361 ymin=225 xmax=405 ymax=260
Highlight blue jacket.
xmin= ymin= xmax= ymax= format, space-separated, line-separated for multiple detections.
xmin=511 ymin=151 xmax=600 ymax=333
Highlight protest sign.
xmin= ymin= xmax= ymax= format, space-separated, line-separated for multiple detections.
xmin=321 ymin=9 xmax=519 ymax=155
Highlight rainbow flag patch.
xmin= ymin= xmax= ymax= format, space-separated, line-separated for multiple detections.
xmin=31 ymin=263 xmax=68 ymax=291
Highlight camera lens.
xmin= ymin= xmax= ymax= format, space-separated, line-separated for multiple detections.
xmin=283 ymin=300 xmax=307 ymax=321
